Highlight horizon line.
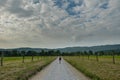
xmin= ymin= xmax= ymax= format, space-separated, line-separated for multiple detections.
xmin=0 ymin=43 xmax=120 ymax=49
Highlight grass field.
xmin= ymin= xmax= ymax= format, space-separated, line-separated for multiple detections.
xmin=64 ymin=56 xmax=120 ymax=80
xmin=0 ymin=56 xmax=56 ymax=80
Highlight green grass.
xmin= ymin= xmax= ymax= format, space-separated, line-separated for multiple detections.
xmin=4 ymin=56 xmax=41 ymax=61
xmin=64 ymin=56 xmax=120 ymax=80
xmin=0 ymin=56 xmax=56 ymax=80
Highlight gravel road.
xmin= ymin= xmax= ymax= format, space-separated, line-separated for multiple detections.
xmin=29 ymin=58 xmax=90 ymax=80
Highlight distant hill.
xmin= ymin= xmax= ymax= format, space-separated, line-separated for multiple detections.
xmin=58 ymin=44 xmax=120 ymax=52
xmin=0 ymin=44 xmax=120 ymax=52
xmin=6 ymin=47 xmax=51 ymax=52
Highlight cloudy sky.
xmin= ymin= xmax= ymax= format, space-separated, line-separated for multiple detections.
xmin=0 ymin=0 xmax=120 ymax=48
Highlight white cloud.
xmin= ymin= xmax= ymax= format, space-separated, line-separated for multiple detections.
xmin=0 ymin=0 xmax=120 ymax=48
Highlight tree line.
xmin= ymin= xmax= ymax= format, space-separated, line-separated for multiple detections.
xmin=61 ymin=50 xmax=120 ymax=56
xmin=0 ymin=49 xmax=61 ymax=57
xmin=0 ymin=49 xmax=120 ymax=57
xmin=0 ymin=49 xmax=120 ymax=66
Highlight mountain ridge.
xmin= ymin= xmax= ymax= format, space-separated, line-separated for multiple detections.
xmin=0 ymin=44 xmax=120 ymax=52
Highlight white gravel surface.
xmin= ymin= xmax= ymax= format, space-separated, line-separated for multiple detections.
xmin=29 ymin=58 xmax=90 ymax=80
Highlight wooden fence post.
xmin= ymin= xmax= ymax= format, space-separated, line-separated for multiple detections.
xmin=21 ymin=51 xmax=25 ymax=63
xmin=82 ymin=54 xmax=84 ymax=60
xmin=32 ymin=54 xmax=34 ymax=62
xmin=37 ymin=53 xmax=39 ymax=61
xmin=79 ymin=54 xmax=81 ymax=58
xmin=112 ymin=51 xmax=115 ymax=64
xmin=88 ymin=53 xmax=90 ymax=60
xmin=22 ymin=53 xmax=25 ymax=63
xmin=1 ymin=51 xmax=4 ymax=66
xmin=96 ymin=52 xmax=99 ymax=62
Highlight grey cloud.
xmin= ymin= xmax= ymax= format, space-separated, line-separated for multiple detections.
xmin=0 ymin=0 xmax=120 ymax=48
xmin=0 ymin=0 xmax=7 ymax=6
xmin=7 ymin=0 xmax=34 ymax=18
xmin=33 ymin=0 xmax=40 ymax=4
xmin=75 ymin=20 xmax=120 ymax=43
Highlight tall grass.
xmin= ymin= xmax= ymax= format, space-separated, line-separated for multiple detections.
xmin=64 ymin=56 xmax=120 ymax=80
xmin=0 ymin=56 xmax=56 ymax=80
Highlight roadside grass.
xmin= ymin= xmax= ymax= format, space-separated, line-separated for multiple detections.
xmin=64 ymin=56 xmax=120 ymax=80
xmin=88 ymin=55 xmax=120 ymax=63
xmin=0 ymin=56 xmax=56 ymax=80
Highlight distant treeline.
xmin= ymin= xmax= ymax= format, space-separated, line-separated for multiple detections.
xmin=62 ymin=50 xmax=120 ymax=56
xmin=0 ymin=49 xmax=120 ymax=57
xmin=0 ymin=50 xmax=61 ymax=57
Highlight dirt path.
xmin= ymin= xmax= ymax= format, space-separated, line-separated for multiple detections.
xmin=29 ymin=58 xmax=90 ymax=80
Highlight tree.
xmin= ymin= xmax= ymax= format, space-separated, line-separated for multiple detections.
xmin=41 ymin=50 xmax=45 ymax=56
xmin=55 ymin=50 xmax=61 ymax=56
xmin=99 ymin=51 xmax=104 ymax=56
xmin=11 ymin=50 xmax=19 ymax=56
xmin=89 ymin=50 xmax=93 ymax=55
